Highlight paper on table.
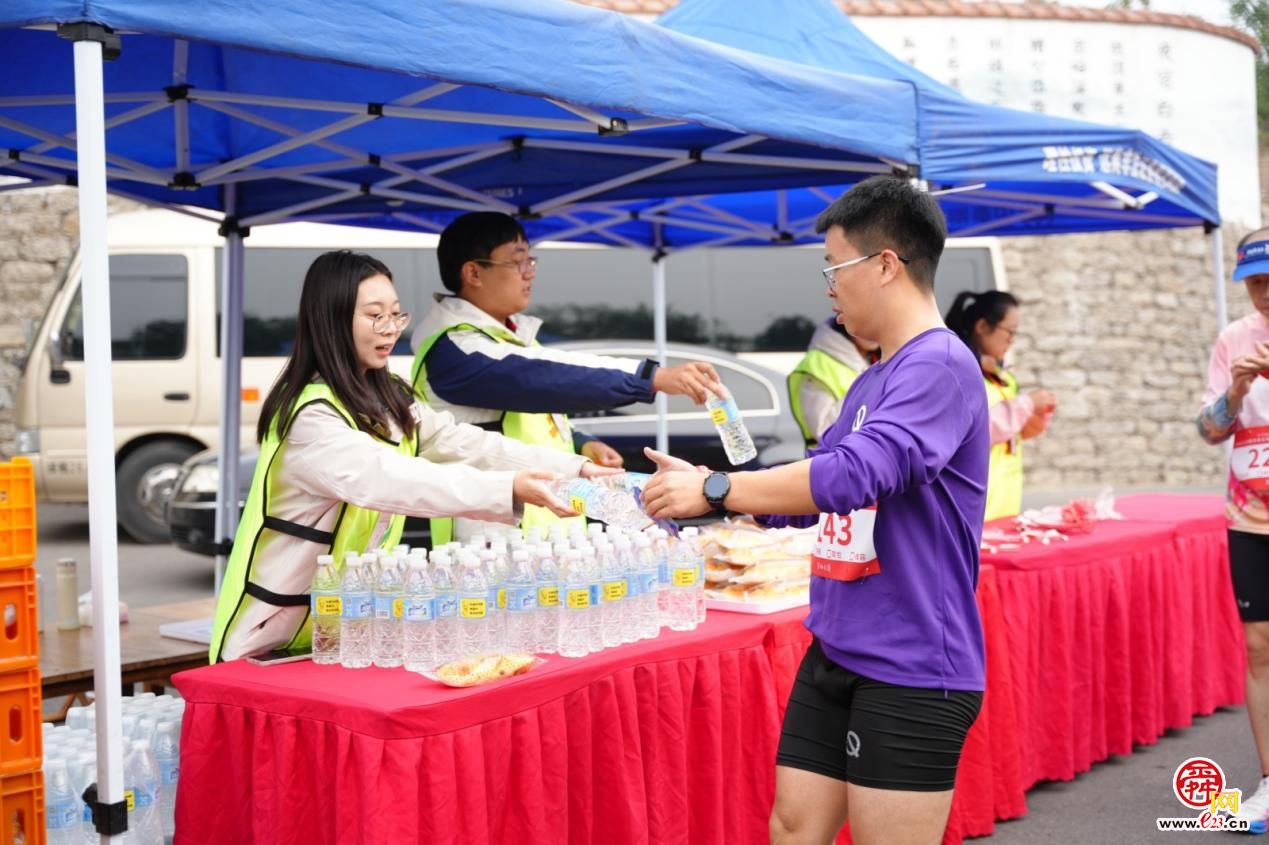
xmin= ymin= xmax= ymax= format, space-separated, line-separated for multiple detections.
xmin=159 ymin=616 xmax=214 ymax=645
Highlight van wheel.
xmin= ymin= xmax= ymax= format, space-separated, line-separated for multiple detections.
xmin=117 ymin=441 xmax=200 ymax=544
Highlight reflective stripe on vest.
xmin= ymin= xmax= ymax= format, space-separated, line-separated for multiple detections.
xmin=787 ymin=348 xmax=860 ymax=448
xmin=412 ymin=320 xmax=584 ymax=539
xmin=208 ymin=383 xmax=415 ymax=663
xmin=984 ymin=371 xmax=1023 ymax=522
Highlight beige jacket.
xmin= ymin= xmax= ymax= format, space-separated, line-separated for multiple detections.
xmin=220 ymin=398 xmax=588 ymax=660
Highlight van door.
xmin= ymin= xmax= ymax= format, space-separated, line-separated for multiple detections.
xmin=40 ymin=253 xmax=201 ymax=539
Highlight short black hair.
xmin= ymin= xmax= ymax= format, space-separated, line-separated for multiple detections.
xmin=437 ymin=211 xmax=527 ymax=293
xmin=815 ymin=175 xmax=947 ymax=290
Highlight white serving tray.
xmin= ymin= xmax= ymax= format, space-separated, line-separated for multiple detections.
xmin=705 ymin=594 xmax=809 ymax=615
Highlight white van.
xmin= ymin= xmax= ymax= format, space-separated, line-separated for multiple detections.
xmin=13 ymin=208 xmax=1003 ymax=543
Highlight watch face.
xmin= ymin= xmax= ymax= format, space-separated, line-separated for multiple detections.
xmin=704 ymin=473 xmax=729 ymax=501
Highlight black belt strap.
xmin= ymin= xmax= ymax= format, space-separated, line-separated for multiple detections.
xmin=263 ymin=515 xmax=335 ymax=545
xmin=475 ymin=420 xmax=502 ymax=433
xmin=245 ymin=582 xmax=310 ymax=607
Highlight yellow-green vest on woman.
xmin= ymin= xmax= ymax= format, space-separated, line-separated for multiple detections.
xmin=984 ymin=371 xmax=1023 ymax=522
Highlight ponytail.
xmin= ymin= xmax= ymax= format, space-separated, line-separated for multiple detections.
xmin=943 ymin=289 xmax=1018 ymax=355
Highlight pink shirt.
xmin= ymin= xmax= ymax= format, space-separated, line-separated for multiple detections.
xmin=1203 ymin=311 xmax=1269 ymax=534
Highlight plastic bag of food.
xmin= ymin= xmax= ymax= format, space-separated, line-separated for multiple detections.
xmin=422 ymin=653 xmax=543 ymax=688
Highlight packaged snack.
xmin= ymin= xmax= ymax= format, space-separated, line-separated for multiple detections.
xmin=424 ymin=653 xmax=542 ymax=688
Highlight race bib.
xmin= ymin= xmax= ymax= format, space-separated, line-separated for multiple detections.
xmin=811 ymin=507 xmax=880 ymax=582
xmin=1232 ymin=426 xmax=1269 ymax=494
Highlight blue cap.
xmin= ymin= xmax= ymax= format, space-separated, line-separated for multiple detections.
xmin=1234 ymin=239 xmax=1269 ymax=281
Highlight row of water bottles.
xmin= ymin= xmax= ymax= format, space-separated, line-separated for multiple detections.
xmin=44 ymin=693 xmax=184 ymax=845
xmin=309 ymin=521 xmax=707 ymax=670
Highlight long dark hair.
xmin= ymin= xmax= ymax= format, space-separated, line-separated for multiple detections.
xmin=257 ymin=250 xmax=415 ymax=444
xmin=944 ymin=290 xmax=1019 ymax=355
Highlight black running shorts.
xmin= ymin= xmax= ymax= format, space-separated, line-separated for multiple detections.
xmin=776 ymin=639 xmax=983 ymax=792
xmin=1229 ymin=530 xmax=1269 ymax=622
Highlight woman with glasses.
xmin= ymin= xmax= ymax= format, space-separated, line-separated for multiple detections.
xmin=210 ymin=250 xmax=614 ymax=662
xmin=945 ymin=290 xmax=1056 ymax=521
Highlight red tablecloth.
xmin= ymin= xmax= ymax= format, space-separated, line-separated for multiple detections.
xmin=172 ymin=494 xmax=1241 ymax=845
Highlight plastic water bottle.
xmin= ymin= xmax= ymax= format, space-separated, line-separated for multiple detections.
xmin=558 ymin=550 xmax=592 ymax=658
xmin=680 ymin=527 xmax=707 ymax=624
xmin=667 ymin=536 xmax=700 ymax=632
xmin=457 ymin=551 xmax=491 ymax=657
xmin=310 ymin=554 xmax=343 ymax=665
xmin=123 ymin=739 xmax=163 ymax=845
xmin=153 ymin=722 xmax=180 ymax=839
xmin=596 ymin=540 xmax=627 ymax=648
xmin=372 ymin=554 xmax=404 ymax=668
xmin=613 ymin=535 xmax=641 ymax=644
xmin=431 ymin=551 xmax=459 ymax=665
xmin=577 ymin=547 xmax=603 ymax=652
xmin=44 ymin=758 xmax=78 ymax=844
xmin=489 ymin=542 xmax=512 ymax=652
xmin=649 ymin=528 xmax=672 ymax=629
xmin=504 ymin=550 xmax=538 ymax=653
xmin=533 ymin=543 xmax=560 ymax=654
xmin=550 ymin=479 xmax=651 ymax=533
xmin=707 ymin=385 xmax=757 ymax=465
xmin=632 ymin=534 xmax=660 ymax=640
xmin=339 ymin=556 xmax=374 ymax=669
xmin=402 ymin=556 xmax=437 ymax=673
xmin=74 ymin=751 xmax=98 ymax=845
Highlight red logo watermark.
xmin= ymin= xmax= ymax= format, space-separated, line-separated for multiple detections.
xmin=1174 ymin=758 xmax=1226 ymax=810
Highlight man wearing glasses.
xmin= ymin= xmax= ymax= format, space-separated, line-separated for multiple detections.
xmin=412 ymin=211 xmax=720 ymax=543
xmin=642 ymin=176 xmax=988 ymax=845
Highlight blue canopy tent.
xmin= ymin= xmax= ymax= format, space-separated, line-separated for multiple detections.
xmin=655 ymin=0 xmax=1229 ymax=317
xmin=0 ymin=2 xmax=930 ymax=831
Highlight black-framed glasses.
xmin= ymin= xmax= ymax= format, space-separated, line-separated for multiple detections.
xmin=363 ymin=312 xmax=411 ymax=335
xmin=821 ymin=251 xmax=910 ymax=291
xmin=474 ymin=255 xmax=538 ymax=274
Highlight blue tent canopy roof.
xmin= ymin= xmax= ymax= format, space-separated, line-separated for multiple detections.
xmin=657 ymin=0 xmax=1220 ymax=234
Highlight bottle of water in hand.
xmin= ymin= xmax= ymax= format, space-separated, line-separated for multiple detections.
xmin=706 ymin=385 xmax=757 ymax=465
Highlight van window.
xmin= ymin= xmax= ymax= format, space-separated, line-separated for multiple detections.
xmin=587 ymin=354 xmax=775 ymax=418
xmin=59 ymin=254 xmax=188 ymax=361
xmin=215 ymin=247 xmax=438 ymax=357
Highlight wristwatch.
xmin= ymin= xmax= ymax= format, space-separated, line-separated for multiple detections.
xmin=703 ymin=472 xmax=731 ymax=513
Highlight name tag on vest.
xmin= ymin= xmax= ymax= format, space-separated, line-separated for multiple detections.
xmin=811 ymin=507 xmax=880 ymax=582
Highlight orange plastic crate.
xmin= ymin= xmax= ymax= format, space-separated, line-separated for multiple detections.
xmin=0 ymin=570 xmax=36 ymax=672
xmin=0 ymin=668 xmax=41 ymax=778
xmin=0 ymin=460 xmax=35 ymax=572
xmin=0 ymin=769 xmax=44 ymax=845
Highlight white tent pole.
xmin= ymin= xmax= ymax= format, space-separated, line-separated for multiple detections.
xmin=1210 ymin=226 xmax=1228 ymax=333
xmin=71 ymin=31 xmax=126 ymax=841
xmin=215 ymin=185 xmax=245 ymax=595
xmin=653 ymin=241 xmax=669 ymax=455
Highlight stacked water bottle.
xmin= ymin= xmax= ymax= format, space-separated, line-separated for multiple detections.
xmin=42 ymin=693 xmax=184 ymax=845
xmin=308 ymin=474 xmax=708 ymax=673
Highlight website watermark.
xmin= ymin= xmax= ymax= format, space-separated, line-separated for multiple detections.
xmin=1156 ymin=757 xmax=1253 ymax=833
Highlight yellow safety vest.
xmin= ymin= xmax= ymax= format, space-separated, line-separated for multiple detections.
xmin=209 ymin=383 xmax=415 ymax=663
xmin=984 ymin=371 xmax=1023 ymax=522
xmin=412 ymin=321 xmax=584 ymax=544
xmin=787 ymin=348 xmax=861 ymax=448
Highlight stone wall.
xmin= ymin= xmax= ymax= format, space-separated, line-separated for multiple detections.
xmin=0 ymin=186 xmax=1256 ymax=491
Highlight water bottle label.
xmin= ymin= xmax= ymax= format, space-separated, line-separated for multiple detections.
xmin=538 ymin=586 xmax=560 ymax=607
xmin=497 ymin=587 xmax=507 ymax=610
xmin=589 ymin=584 xmax=601 ymax=605
xmin=436 ymin=596 xmax=458 ymax=619
xmin=342 ymin=595 xmax=372 ymax=619
xmin=460 ymin=597 xmax=487 ymax=619
xmin=160 ymin=760 xmax=179 ymax=785
xmin=135 ymin=787 xmax=156 ymax=809
xmin=393 ymin=597 xmax=405 ymax=618
xmin=570 ymin=495 xmax=587 ymax=516
xmin=507 ymin=587 xmax=536 ymax=611
xmin=313 ymin=595 xmax=342 ymax=616
xmin=403 ymin=598 xmax=434 ymax=622
xmin=47 ymin=800 xmax=77 ymax=829
xmin=640 ymin=573 xmax=658 ymax=594
xmin=125 ymin=789 xmax=135 ymax=811
xmin=709 ymin=396 xmax=740 ymax=426
xmin=566 ymin=588 xmax=591 ymax=609
xmin=374 ymin=595 xmax=394 ymax=619
xmin=625 ymin=575 xmax=639 ymax=598
xmin=602 ymin=580 xmax=626 ymax=602
xmin=658 ymin=561 xmax=669 ymax=584
xmin=672 ymin=567 xmax=698 ymax=587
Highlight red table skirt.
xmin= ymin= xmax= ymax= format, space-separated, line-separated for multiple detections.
xmin=173 ymin=494 xmax=1242 ymax=845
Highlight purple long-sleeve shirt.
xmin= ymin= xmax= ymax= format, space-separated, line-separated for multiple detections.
xmin=797 ymin=327 xmax=988 ymax=691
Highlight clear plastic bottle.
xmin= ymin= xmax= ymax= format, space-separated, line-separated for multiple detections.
xmin=372 ymin=553 xmax=404 ymax=668
xmin=680 ymin=526 xmax=707 ymax=625
xmin=73 ymin=751 xmax=99 ymax=845
xmin=310 ymin=554 xmax=342 ymax=665
xmin=533 ymin=543 xmax=560 ymax=654
xmin=431 ymin=550 xmax=459 ymax=665
xmin=706 ymin=385 xmax=757 ymax=465
xmin=338 ymin=556 xmax=374 ymax=669
xmin=632 ymin=533 xmax=660 ymax=640
xmin=649 ymin=528 xmax=672 ymax=629
xmin=596 ymin=540 xmax=626 ymax=648
xmin=402 ymin=556 xmax=436 ymax=673
xmin=613 ymin=535 xmax=641 ymax=644
xmin=480 ymin=548 xmax=505 ymax=654
xmin=153 ymin=721 xmax=180 ymax=840
xmin=456 ymin=551 xmax=491 ymax=658
xmin=580 ymin=546 xmax=604 ymax=653
xmin=124 ymin=739 xmax=164 ymax=845
xmin=43 ymin=757 xmax=78 ymax=845
xmin=667 ymin=535 xmax=700 ymax=632
xmin=504 ymin=549 xmax=538 ymax=653
xmin=550 ymin=479 xmax=651 ymax=533
xmin=558 ymin=550 xmax=592 ymax=658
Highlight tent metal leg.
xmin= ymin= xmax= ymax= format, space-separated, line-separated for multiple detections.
xmin=653 ymin=256 xmax=668 ymax=454
xmin=1209 ymin=227 xmax=1227 ymax=333
xmin=215 ymin=186 xmax=245 ymax=595
xmin=72 ymin=34 xmax=126 ymax=839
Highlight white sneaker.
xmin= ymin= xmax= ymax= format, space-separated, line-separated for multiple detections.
xmin=1234 ymin=777 xmax=1269 ymax=834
